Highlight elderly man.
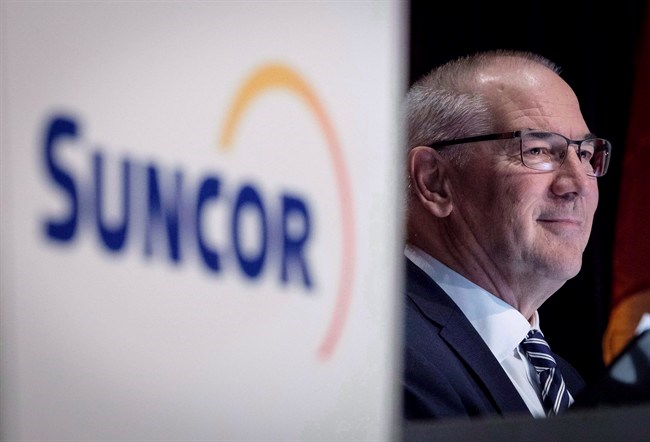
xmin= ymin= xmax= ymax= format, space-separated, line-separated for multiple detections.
xmin=403 ymin=50 xmax=611 ymax=420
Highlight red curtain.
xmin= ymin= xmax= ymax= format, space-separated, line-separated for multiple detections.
xmin=604 ymin=4 xmax=650 ymax=365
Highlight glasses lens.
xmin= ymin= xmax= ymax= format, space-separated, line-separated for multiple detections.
xmin=521 ymin=131 xmax=611 ymax=177
xmin=520 ymin=131 xmax=567 ymax=172
xmin=581 ymin=138 xmax=611 ymax=177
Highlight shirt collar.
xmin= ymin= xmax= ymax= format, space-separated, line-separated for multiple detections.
xmin=405 ymin=244 xmax=538 ymax=362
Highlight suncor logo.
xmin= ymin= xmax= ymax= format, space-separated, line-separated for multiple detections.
xmin=41 ymin=63 xmax=355 ymax=360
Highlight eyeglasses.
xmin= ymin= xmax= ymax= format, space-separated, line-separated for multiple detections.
xmin=427 ymin=129 xmax=612 ymax=177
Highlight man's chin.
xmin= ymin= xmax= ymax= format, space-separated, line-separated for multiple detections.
xmin=529 ymin=252 xmax=583 ymax=282
xmin=550 ymin=259 xmax=582 ymax=282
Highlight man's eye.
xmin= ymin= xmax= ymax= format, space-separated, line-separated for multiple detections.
xmin=524 ymin=147 xmax=548 ymax=156
xmin=580 ymin=150 xmax=594 ymax=161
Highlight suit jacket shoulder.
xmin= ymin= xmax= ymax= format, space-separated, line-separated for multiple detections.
xmin=404 ymin=259 xmax=532 ymax=420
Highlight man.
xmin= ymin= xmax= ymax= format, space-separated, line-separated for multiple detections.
xmin=403 ymin=50 xmax=611 ymax=420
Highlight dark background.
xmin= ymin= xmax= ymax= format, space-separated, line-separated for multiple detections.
xmin=409 ymin=0 xmax=647 ymax=385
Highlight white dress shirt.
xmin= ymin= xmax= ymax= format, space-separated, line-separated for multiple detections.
xmin=405 ymin=244 xmax=551 ymax=418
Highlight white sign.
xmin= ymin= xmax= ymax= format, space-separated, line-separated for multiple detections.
xmin=0 ymin=1 xmax=405 ymax=440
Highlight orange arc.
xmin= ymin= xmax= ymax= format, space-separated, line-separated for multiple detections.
xmin=220 ymin=63 xmax=355 ymax=361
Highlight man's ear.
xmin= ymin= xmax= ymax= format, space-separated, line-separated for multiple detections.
xmin=408 ymin=146 xmax=453 ymax=217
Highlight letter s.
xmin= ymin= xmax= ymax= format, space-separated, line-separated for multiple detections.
xmin=43 ymin=116 xmax=79 ymax=241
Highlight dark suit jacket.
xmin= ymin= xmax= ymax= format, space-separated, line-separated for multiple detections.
xmin=403 ymin=258 xmax=586 ymax=420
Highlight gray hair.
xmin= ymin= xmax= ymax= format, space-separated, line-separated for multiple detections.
xmin=405 ymin=50 xmax=561 ymax=165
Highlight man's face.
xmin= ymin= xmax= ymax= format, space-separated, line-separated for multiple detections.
xmin=449 ymin=66 xmax=599 ymax=284
xmin=452 ymin=141 xmax=599 ymax=283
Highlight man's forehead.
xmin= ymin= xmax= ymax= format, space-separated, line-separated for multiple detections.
xmin=473 ymin=64 xmax=588 ymax=135
xmin=475 ymin=64 xmax=542 ymax=90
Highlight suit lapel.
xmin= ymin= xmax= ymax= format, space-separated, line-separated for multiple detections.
xmin=406 ymin=259 xmax=529 ymax=415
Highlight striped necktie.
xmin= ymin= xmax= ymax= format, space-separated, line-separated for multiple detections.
xmin=521 ymin=329 xmax=572 ymax=416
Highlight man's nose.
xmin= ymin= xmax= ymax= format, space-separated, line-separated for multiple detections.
xmin=550 ymin=146 xmax=593 ymax=198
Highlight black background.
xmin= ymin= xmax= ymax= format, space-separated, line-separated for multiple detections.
xmin=408 ymin=0 xmax=647 ymax=385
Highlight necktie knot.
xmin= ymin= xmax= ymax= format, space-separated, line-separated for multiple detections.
xmin=521 ymin=329 xmax=572 ymax=416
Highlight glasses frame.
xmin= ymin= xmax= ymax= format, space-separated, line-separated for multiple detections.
xmin=426 ymin=129 xmax=612 ymax=177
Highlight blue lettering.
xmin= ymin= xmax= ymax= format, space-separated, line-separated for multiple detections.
xmin=196 ymin=176 xmax=221 ymax=272
xmin=43 ymin=117 xmax=79 ymax=241
xmin=145 ymin=165 xmax=182 ymax=263
xmin=232 ymin=184 xmax=267 ymax=278
xmin=281 ymin=194 xmax=313 ymax=288
xmin=94 ymin=152 xmax=130 ymax=251
xmin=40 ymin=114 xmax=315 ymax=290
